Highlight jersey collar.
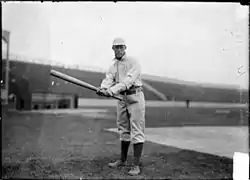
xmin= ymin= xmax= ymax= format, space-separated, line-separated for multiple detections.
xmin=113 ymin=54 xmax=127 ymax=62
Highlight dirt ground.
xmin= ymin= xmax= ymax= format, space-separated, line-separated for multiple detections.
xmin=2 ymin=107 xmax=246 ymax=179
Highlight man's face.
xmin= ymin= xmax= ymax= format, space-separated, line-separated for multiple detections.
xmin=112 ymin=45 xmax=126 ymax=59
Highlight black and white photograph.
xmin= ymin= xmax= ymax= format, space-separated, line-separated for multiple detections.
xmin=1 ymin=2 xmax=249 ymax=179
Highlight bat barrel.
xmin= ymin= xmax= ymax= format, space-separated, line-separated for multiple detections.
xmin=50 ymin=70 xmax=98 ymax=91
xmin=50 ymin=69 xmax=123 ymax=101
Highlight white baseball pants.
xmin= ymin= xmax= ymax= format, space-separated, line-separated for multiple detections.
xmin=116 ymin=91 xmax=146 ymax=144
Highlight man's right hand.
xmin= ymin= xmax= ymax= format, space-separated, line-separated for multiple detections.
xmin=96 ymin=88 xmax=107 ymax=96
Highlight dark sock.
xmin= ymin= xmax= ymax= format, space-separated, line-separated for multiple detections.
xmin=133 ymin=143 xmax=143 ymax=166
xmin=121 ymin=141 xmax=130 ymax=162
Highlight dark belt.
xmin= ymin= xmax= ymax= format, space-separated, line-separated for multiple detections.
xmin=120 ymin=86 xmax=143 ymax=95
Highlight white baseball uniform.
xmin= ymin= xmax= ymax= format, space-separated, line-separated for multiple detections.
xmin=101 ymin=54 xmax=146 ymax=144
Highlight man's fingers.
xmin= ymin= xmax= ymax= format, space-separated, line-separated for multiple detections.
xmin=96 ymin=88 xmax=107 ymax=96
xmin=99 ymin=89 xmax=113 ymax=97
xmin=96 ymin=88 xmax=114 ymax=98
xmin=96 ymin=90 xmax=103 ymax=96
xmin=103 ymin=91 xmax=111 ymax=97
xmin=106 ymin=89 xmax=113 ymax=97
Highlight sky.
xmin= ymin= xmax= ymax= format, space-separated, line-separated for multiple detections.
xmin=2 ymin=2 xmax=249 ymax=89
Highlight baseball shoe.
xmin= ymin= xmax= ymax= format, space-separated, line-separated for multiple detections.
xmin=128 ymin=165 xmax=140 ymax=176
xmin=108 ymin=160 xmax=126 ymax=168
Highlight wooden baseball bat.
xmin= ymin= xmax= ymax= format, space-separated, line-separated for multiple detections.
xmin=50 ymin=69 xmax=123 ymax=101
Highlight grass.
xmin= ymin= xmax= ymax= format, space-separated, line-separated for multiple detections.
xmin=2 ymin=106 xmax=245 ymax=179
xmin=145 ymin=106 xmax=248 ymax=127
xmin=82 ymin=105 xmax=248 ymax=127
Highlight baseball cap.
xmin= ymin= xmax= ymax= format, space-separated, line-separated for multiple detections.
xmin=112 ymin=38 xmax=126 ymax=46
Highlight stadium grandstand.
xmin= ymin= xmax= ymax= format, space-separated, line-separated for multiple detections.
xmin=1 ymin=53 xmax=248 ymax=111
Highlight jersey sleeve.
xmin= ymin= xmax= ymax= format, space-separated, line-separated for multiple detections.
xmin=100 ymin=65 xmax=116 ymax=89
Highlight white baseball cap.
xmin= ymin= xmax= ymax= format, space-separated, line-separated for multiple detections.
xmin=112 ymin=38 xmax=126 ymax=46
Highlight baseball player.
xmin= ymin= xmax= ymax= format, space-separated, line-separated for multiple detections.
xmin=96 ymin=38 xmax=146 ymax=176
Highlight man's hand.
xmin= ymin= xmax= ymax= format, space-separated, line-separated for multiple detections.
xmin=96 ymin=88 xmax=113 ymax=97
xmin=96 ymin=87 xmax=106 ymax=96
xmin=102 ymin=88 xmax=113 ymax=97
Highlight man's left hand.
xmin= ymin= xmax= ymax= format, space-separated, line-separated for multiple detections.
xmin=96 ymin=87 xmax=106 ymax=96
xmin=102 ymin=88 xmax=114 ymax=97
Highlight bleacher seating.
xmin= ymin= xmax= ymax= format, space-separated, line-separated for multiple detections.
xmin=2 ymin=59 xmax=249 ymax=103
xmin=143 ymin=79 xmax=248 ymax=103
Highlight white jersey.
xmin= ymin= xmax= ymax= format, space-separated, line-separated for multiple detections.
xmin=101 ymin=54 xmax=143 ymax=95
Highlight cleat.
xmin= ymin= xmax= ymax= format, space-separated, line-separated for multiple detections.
xmin=128 ymin=165 xmax=140 ymax=176
xmin=108 ymin=160 xmax=126 ymax=168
